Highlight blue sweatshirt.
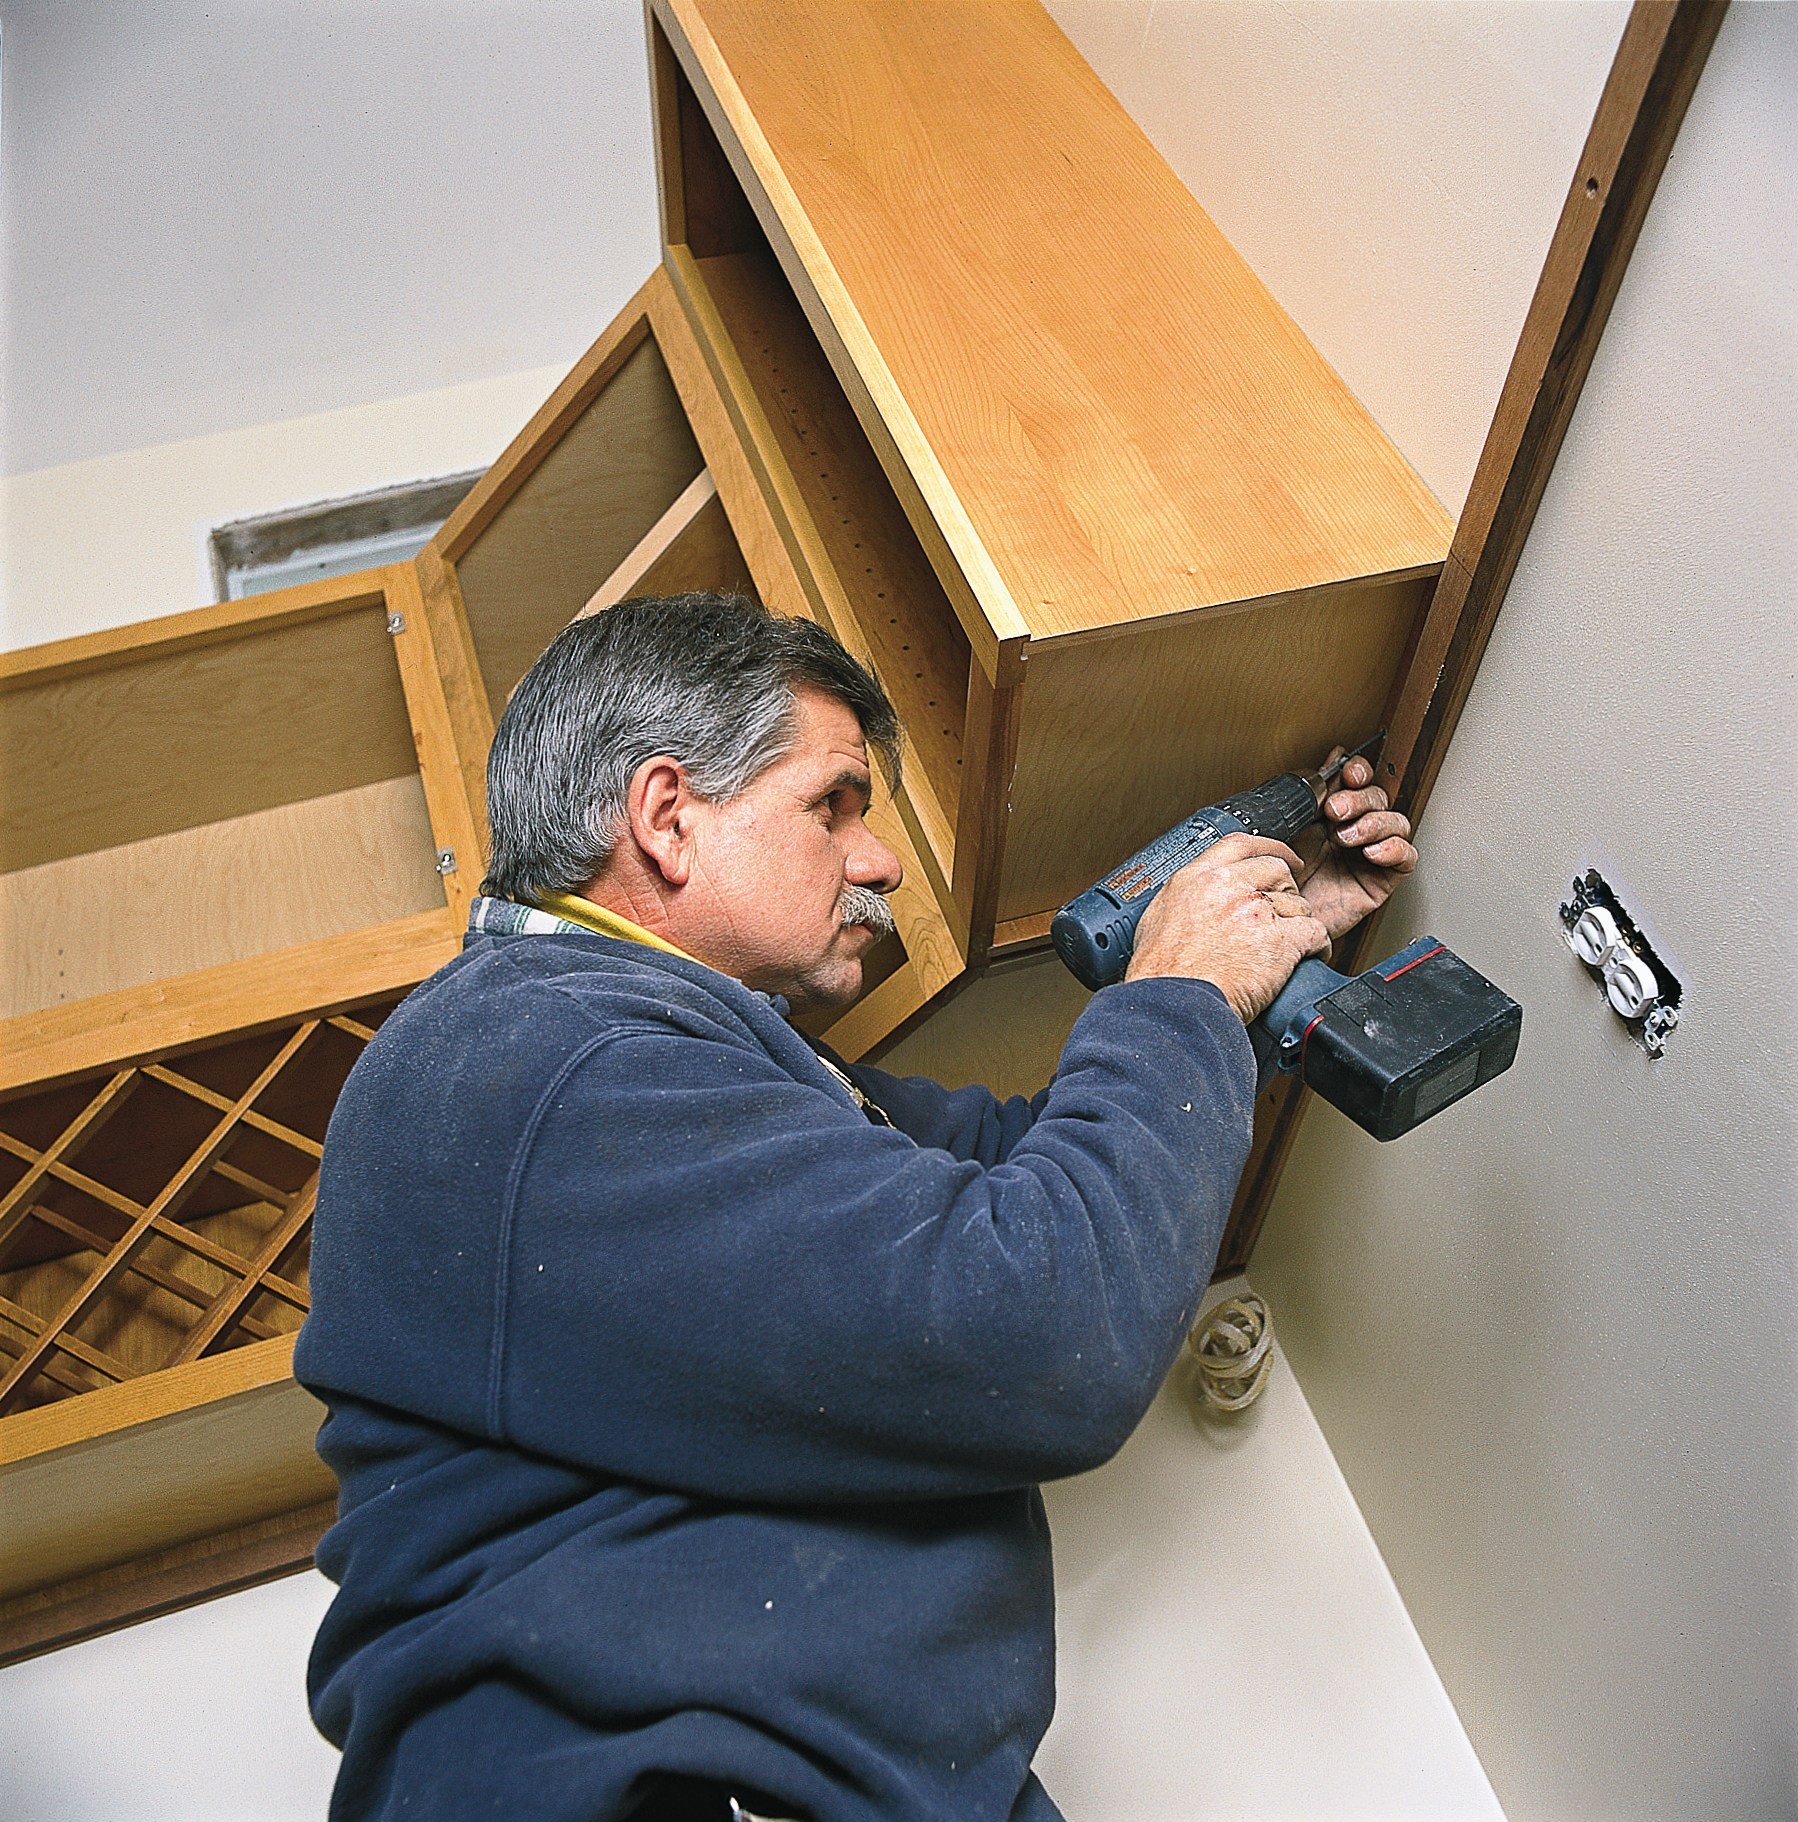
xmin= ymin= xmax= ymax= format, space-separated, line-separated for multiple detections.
xmin=295 ymin=924 xmax=1256 ymax=1822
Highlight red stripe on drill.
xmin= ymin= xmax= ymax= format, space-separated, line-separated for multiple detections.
xmin=1379 ymin=943 xmax=1446 ymax=984
xmin=1301 ymin=946 xmax=1446 ymax=1072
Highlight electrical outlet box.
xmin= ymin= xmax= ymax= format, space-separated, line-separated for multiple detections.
xmin=1559 ymin=870 xmax=1682 ymax=1054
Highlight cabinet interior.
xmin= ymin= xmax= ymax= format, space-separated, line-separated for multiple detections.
xmin=0 ymin=605 xmax=445 ymax=1019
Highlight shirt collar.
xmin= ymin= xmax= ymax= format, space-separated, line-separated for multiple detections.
xmin=530 ymin=889 xmax=697 ymax=961
xmin=465 ymin=892 xmax=695 ymax=962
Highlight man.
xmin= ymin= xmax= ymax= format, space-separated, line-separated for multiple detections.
xmin=296 ymin=592 xmax=1414 ymax=1822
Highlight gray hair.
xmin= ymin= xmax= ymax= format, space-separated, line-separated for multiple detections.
xmin=481 ymin=592 xmax=901 ymax=903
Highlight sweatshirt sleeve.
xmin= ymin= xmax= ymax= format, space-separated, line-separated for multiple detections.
xmin=490 ymin=976 xmax=1254 ymax=1504
xmin=838 ymin=1057 xmax=1050 ymax=1165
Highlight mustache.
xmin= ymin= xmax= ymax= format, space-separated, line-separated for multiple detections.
xmin=838 ymin=884 xmax=896 ymax=939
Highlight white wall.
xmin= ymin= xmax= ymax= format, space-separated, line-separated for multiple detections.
xmin=0 ymin=0 xmax=659 ymax=474
xmin=0 ymin=1573 xmax=340 ymax=1822
xmin=1046 ymin=0 xmax=1629 ymax=515
xmin=1040 ymin=1301 xmax=1498 ymax=1822
xmin=0 ymin=363 xmax=565 ymax=648
xmin=1240 ymin=8 xmax=1798 ymax=1821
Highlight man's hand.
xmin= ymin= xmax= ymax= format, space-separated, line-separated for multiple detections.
xmin=1300 ymin=752 xmax=1418 ymax=941
xmin=1126 ymin=833 xmax=1333 ymax=1023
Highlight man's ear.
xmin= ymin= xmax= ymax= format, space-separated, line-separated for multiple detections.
xmin=625 ymin=756 xmax=695 ymax=887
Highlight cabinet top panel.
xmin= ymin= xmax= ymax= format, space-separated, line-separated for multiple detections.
xmin=658 ymin=0 xmax=1451 ymax=645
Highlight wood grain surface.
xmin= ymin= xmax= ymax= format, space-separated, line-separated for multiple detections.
xmin=414 ymin=545 xmax=498 ymax=848
xmin=632 ymin=488 xmax=755 ymax=605
xmin=657 ymin=0 xmax=1450 ymax=648
xmin=383 ymin=562 xmax=488 ymax=920
xmin=579 ymin=470 xmax=724 ymax=617
xmin=0 ymin=571 xmax=388 ymax=693
xmin=1 ymin=601 xmax=420 ymax=874
xmin=0 ymin=778 xmax=443 ymax=1019
xmin=450 ymin=336 xmax=702 ymax=716
xmin=431 ymin=274 xmax=663 ymax=566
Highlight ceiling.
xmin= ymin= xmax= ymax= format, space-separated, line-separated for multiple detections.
xmin=0 ymin=0 xmax=660 ymax=475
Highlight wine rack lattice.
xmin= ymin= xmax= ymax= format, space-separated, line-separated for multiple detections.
xmin=0 ymin=1003 xmax=392 ymax=1414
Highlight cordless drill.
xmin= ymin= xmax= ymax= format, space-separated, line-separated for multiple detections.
xmin=1051 ymin=739 xmax=1521 ymax=1140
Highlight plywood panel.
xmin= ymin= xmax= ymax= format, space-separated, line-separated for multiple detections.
xmin=0 ymin=777 xmax=443 ymax=1018
xmin=0 ymin=1338 xmax=330 ymax=1600
xmin=0 ymin=604 xmax=418 ymax=873
xmin=997 ymin=576 xmax=1427 ymax=922
xmin=453 ymin=337 xmax=703 ymax=714
xmin=658 ymin=0 xmax=1452 ymax=646
xmin=576 ymin=473 xmax=755 ymax=620
xmin=0 ymin=910 xmax=457 ymax=1100
xmin=636 ymin=488 xmax=754 ymax=601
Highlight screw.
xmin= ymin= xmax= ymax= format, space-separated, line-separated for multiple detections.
xmin=386 ymin=612 xmax=407 ymax=635
xmin=435 ymin=848 xmax=457 ymax=875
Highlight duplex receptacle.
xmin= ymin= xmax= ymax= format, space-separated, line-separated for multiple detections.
xmin=1558 ymin=871 xmax=1682 ymax=1056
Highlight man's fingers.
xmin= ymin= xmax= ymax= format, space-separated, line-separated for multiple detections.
xmin=1257 ymin=878 xmax=1311 ymax=911
xmin=1363 ymin=836 xmax=1418 ymax=871
xmin=1221 ymin=854 xmax=1303 ymax=894
xmin=1325 ymin=783 xmax=1390 ymax=823
xmin=1331 ymin=808 xmax=1413 ymax=851
xmin=1205 ymin=832 xmax=1306 ymax=873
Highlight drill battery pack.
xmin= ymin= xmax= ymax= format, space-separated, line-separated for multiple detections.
xmin=1302 ymin=941 xmax=1522 ymax=1142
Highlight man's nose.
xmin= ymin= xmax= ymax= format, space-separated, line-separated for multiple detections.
xmin=847 ymin=829 xmax=903 ymax=896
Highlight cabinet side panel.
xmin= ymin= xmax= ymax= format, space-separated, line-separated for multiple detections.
xmin=997 ymin=577 xmax=1428 ymax=924
xmin=453 ymin=339 xmax=702 ymax=715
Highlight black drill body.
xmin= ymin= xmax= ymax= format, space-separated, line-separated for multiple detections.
xmin=1051 ymin=753 xmax=1521 ymax=1141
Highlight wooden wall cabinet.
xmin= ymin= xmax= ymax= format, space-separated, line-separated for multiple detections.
xmin=649 ymin=0 xmax=1452 ymax=960
xmin=1 ymin=0 xmax=1451 ymax=1656
xmin=0 ymin=572 xmax=468 ymax=1660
